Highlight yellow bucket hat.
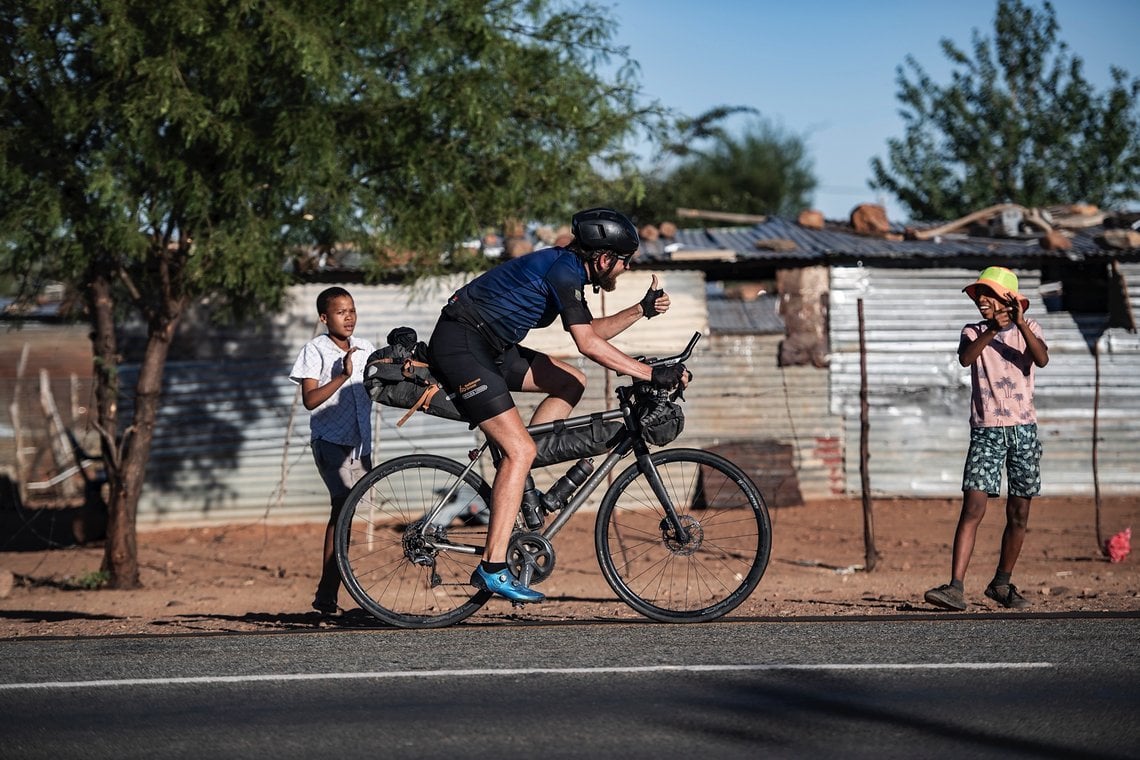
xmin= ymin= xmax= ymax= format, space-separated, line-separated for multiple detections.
xmin=963 ymin=266 xmax=1030 ymax=311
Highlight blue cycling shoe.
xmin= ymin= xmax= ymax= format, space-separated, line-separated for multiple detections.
xmin=471 ymin=565 xmax=545 ymax=604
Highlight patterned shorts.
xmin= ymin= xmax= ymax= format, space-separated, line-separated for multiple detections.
xmin=962 ymin=424 xmax=1042 ymax=498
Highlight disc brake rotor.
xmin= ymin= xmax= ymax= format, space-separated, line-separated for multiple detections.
xmin=660 ymin=514 xmax=703 ymax=556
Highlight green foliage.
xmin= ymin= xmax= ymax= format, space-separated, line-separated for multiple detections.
xmin=871 ymin=0 xmax=1140 ymax=221
xmin=0 ymin=0 xmax=647 ymax=301
xmin=625 ymin=111 xmax=817 ymax=225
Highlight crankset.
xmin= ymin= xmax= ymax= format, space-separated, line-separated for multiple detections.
xmin=507 ymin=531 xmax=557 ymax=587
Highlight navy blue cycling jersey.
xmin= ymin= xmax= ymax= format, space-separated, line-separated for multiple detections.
xmin=452 ymin=247 xmax=594 ymax=346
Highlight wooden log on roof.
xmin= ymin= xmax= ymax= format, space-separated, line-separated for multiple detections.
xmin=754 ymin=238 xmax=798 ymax=252
xmin=668 ymin=248 xmax=737 ymax=262
xmin=904 ymin=203 xmax=1054 ymax=240
xmin=1099 ymin=229 xmax=1140 ymax=250
xmin=675 ymin=208 xmax=767 ymax=225
xmin=1046 ymin=203 xmax=1107 ymax=229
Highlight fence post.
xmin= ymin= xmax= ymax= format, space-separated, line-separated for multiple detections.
xmin=858 ymin=298 xmax=878 ymax=570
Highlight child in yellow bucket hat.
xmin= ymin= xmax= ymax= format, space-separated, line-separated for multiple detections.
xmin=962 ymin=266 xmax=1030 ymax=312
xmin=925 ymin=266 xmax=1050 ymax=611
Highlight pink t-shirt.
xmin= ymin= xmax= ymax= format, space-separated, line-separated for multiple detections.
xmin=960 ymin=318 xmax=1047 ymax=428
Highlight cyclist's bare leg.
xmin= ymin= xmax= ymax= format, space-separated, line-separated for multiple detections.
xmin=477 ymin=408 xmax=538 ymax=562
xmin=520 ymin=353 xmax=585 ymax=425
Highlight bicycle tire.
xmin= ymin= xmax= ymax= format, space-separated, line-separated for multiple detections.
xmin=335 ymin=454 xmax=493 ymax=629
xmin=595 ymin=448 xmax=772 ymax=622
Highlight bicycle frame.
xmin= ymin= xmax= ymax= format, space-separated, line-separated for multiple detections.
xmin=415 ymin=331 xmax=704 ymax=555
xmin=537 ymin=390 xmax=689 ymax=543
xmin=415 ymin=394 xmax=688 ymax=557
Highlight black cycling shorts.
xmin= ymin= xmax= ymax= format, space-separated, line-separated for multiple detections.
xmin=427 ymin=316 xmax=538 ymax=425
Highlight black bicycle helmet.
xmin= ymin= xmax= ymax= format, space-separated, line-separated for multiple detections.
xmin=571 ymin=208 xmax=640 ymax=254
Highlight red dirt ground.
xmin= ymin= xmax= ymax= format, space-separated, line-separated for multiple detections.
xmin=1 ymin=496 xmax=1136 ymax=638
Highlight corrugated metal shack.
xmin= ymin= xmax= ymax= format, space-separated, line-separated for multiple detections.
xmin=665 ymin=212 xmax=1140 ymax=499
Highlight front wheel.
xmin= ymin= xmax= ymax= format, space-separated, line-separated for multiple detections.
xmin=595 ymin=448 xmax=772 ymax=622
xmin=335 ymin=454 xmax=493 ymax=629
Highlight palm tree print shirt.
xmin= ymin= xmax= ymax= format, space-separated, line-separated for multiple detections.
xmin=960 ymin=318 xmax=1047 ymax=428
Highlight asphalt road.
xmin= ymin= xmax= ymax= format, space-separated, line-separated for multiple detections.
xmin=1 ymin=616 xmax=1137 ymax=759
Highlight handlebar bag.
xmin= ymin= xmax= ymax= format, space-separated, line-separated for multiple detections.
xmin=637 ymin=395 xmax=685 ymax=446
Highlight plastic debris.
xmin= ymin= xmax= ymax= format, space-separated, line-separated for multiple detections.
xmin=1105 ymin=527 xmax=1131 ymax=563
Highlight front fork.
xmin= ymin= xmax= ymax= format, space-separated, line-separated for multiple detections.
xmin=632 ymin=439 xmax=691 ymax=544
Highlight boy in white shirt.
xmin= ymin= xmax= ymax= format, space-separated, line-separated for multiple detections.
xmin=289 ymin=287 xmax=376 ymax=615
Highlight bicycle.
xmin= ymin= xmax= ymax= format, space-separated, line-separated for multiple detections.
xmin=334 ymin=333 xmax=772 ymax=629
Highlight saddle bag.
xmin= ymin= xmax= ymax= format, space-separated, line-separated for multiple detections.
xmin=363 ymin=328 xmax=465 ymax=426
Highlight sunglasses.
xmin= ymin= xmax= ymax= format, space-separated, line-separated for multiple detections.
xmin=612 ymin=251 xmax=636 ymax=268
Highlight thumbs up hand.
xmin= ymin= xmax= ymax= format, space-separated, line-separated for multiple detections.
xmin=640 ymin=275 xmax=669 ymax=319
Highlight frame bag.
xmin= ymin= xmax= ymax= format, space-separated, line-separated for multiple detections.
xmin=531 ymin=414 xmax=624 ymax=468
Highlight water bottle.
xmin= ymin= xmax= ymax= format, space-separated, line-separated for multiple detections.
xmin=541 ymin=458 xmax=594 ymax=514
xmin=520 ymin=477 xmax=545 ymax=530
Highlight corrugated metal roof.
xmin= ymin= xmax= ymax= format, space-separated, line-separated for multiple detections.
xmin=663 ymin=216 xmax=1137 ymax=265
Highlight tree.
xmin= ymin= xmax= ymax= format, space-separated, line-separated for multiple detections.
xmin=870 ymin=0 xmax=1140 ymax=221
xmin=628 ymin=110 xmax=817 ymax=225
xmin=0 ymin=0 xmax=646 ymax=587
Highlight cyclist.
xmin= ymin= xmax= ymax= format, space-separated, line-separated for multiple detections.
xmin=428 ymin=207 xmax=690 ymax=603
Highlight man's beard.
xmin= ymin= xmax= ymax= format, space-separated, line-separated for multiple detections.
xmin=595 ymin=267 xmax=619 ymax=292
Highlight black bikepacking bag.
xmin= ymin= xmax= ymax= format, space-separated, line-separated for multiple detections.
xmin=637 ymin=394 xmax=685 ymax=446
xmin=531 ymin=413 xmax=624 ymax=468
xmin=363 ymin=328 xmax=465 ymax=426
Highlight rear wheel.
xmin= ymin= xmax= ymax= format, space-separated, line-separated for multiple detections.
xmin=595 ymin=448 xmax=771 ymax=622
xmin=334 ymin=454 xmax=492 ymax=628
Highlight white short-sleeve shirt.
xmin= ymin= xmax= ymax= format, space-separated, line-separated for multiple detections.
xmin=289 ymin=334 xmax=376 ymax=458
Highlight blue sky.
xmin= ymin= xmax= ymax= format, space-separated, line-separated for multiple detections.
xmin=609 ymin=0 xmax=1140 ymax=222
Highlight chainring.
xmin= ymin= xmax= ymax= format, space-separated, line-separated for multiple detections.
xmin=507 ymin=531 xmax=557 ymax=586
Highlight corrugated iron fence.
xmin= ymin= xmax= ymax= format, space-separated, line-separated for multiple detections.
xmin=28 ymin=262 xmax=1137 ymax=526
xmin=119 ymin=271 xmax=843 ymax=523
